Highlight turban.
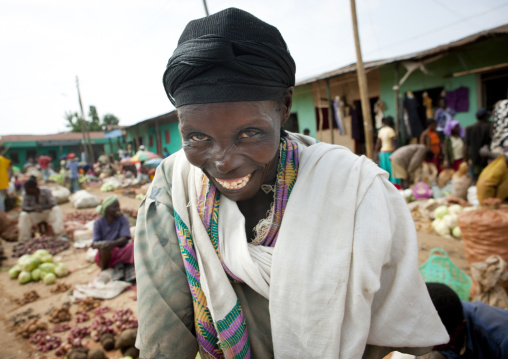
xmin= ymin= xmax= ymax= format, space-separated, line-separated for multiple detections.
xmin=96 ymin=195 xmax=118 ymax=216
xmin=163 ymin=8 xmax=296 ymax=107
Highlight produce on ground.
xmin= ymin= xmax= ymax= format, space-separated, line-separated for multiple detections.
xmin=16 ymin=318 xmax=48 ymax=339
xmin=88 ymin=348 xmax=108 ymax=359
xmin=64 ymin=212 xmax=100 ymax=224
xmin=115 ymin=328 xmax=137 ymax=351
xmin=50 ymin=282 xmax=72 ymax=294
xmin=29 ymin=331 xmax=62 ymax=352
xmin=100 ymin=333 xmax=115 ymax=351
xmin=67 ymin=326 xmax=91 ymax=348
xmin=9 ymin=252 xmax=69 ymax=285
xmin=432 ymin=204 xmax=464 ymax=238
xmin=53 ymin=323 xmax=72 ymax=333
xmin=113 ymin=308 xmax=138 ymax=330
xmin=76 ymin=311 xmax=90 ymax=323
xmin=100 ymin=183 xmax=116 ymax=192
xmin=15 ymin=290 xmax=40 ymax=305
xmin=49 ymin=306 xmax=72 ymax=323
xmin=8 ymin=307 xmax=39 ymax=328
xmin=76 ymin=297 xmax=102 ymax=313
xmin=91 ymin=315 xmax=115 ymax=342
xmin=12 ymin=236 xmax=70 ymax=257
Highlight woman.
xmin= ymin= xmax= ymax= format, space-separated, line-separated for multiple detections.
xmin=135 ymin=8 xmax=447 ymax=359
xmin=443 ymin=119 xmax=465 ymax=171
xmin=374 ymin=116 xmax=400 ymax=184
xmin=92 ymin=195 xmax=133 ymax=270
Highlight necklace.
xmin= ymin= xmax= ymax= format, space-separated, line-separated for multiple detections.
xmin=261 ymin=183 xmax=275 ymax=194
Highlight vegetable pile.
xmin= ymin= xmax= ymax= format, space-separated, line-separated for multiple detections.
xmin=16 ymin=318 xmax=48 ymax=338
xmin=29 ymin=331 xmax=62 ymax=352
xmin=15 ymin=290 xmax=40 ymax=305
xmin=12 ymin=236 xmax=70 ymax=257
xmin=49 ymin=306 xmax=72 ymax=323
xmin=100 ymin=183 xmax=116 ymax=192
xmin=431 ymin=204 xmax=471 ymax=238
xmin=64 ymin=211 xmax=100 ymax=224
xmin=9 ymin=250 xmax=69 ymax=285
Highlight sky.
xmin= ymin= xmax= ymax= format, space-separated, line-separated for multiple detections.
xmin=1 ymin=0 xmax=507 ymax=135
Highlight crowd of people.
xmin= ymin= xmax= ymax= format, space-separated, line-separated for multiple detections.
xmin=376 ymin=99 xmax=508 ymax=205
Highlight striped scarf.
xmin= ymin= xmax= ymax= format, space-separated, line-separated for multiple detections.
xmin=175 ymin=137 xmax=298 ymax=358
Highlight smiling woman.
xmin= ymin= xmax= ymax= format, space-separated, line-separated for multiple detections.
xmin=134 ymin=8 xmax=449 ymax=359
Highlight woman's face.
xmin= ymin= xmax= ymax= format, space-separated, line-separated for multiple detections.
xmin=179 ymin=98 xmax=290 ymax=202
xmin=105 ymin=200 xmax=121 ymax=219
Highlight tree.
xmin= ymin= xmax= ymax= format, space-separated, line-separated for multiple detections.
xmin=63 ymin=106 xmax=120 ymax=132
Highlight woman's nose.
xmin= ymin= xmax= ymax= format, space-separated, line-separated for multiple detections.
xmin=212 ymin=147 xmax=240 ymax=174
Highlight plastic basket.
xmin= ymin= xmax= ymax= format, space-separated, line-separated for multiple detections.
xmin=419 ymin=248 xmax=472 ymax=301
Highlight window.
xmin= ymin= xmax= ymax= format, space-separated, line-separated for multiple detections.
xmin=49 ymin=150 xmax=57 ymax=160
xmin=164 ymin=129 xmax=170 ymax=144
xmin=149 ymin=135 xmax=154 ymax=147
xmin=9 ymin=152 xmax=19 ymax=164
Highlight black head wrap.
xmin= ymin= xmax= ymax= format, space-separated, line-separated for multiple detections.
xmin=163 ymin=8 xmax=296 ymax=107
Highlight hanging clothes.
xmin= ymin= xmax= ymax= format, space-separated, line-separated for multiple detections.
xmin=374 ymin=99 xmax=386 ymax=130
xmin=403 ymin=93 xmax=424 ymax=139
xmin=332 ymin=98 xmax=344 ymax=135
xmin=350 ymin=105 xmax=362 ymax=142
xmin=445 ymin=86 xmax=469 ymax=113
xmin=422 ymin=92 xmax=434 ymax=119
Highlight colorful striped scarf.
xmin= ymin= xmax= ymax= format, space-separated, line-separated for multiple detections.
xmin=174 ymin=137 xmax=298 ymax=358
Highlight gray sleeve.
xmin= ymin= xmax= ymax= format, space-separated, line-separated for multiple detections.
xmin=134 ymin=157 xmax=198 ymax=359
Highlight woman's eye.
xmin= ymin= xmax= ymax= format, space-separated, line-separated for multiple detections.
xmin=190 ymin=134 xmax=210 ymax=142
xmin=239 ymin=129 xmax=259 ymax=138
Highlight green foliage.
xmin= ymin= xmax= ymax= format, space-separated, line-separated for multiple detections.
xmin=64 ymin=106 xmax=120 ymax=132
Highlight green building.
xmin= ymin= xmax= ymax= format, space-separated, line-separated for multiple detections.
xmin=0 ymin=132 xmax=119 ymax=168
xmin=292 ymin=24 xmax=508 ymax=154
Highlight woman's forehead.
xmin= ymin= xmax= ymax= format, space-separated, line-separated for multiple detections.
xmin=178 ymin=100 xmax=278 ymax=123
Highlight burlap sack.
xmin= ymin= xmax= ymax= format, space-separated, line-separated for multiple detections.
xmin=471 ymin=255 xmax=508 ymax=310
xmin=451 ymin=173 xmax=472 ymax=200
xmin=458 ymin=206 xmax=508 ymax=293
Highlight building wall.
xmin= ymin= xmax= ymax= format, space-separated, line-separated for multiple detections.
xmin=158 ymin=122 xmax=182 ymax=156
xmin=380 ymin=36 xmax=508 ymax=128
xmin=292 ymin=85 xmax=316 ymax=137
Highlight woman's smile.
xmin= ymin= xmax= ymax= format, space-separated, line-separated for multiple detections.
xmin=214 ymin=173 xmax=253 ymax=191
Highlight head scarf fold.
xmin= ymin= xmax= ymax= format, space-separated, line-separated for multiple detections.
xmin=163 ymin=8 xmax=296 ymax=107
xmin=96 ymin=195 xmax=118 ymax=216
xmin=443 ymin=119 xmax=465 ymax=137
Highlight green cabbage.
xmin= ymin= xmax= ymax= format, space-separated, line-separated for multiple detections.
xmin=452 ymin=226 xmax=462 ymax=238
xmin=33 ymin=249 xmax=50 ymax=258
xmin=54 ymin=263 xmax=69 ymax=278
xmin=20 ymin=256 xmax=39 ymax=272
xmin=448 ymin=204 xmax=463 ymax=215
xmin=40 ymin=254 xmax=54 ymax=263
xmin=39 ymin=262 xmax=56 ymax=273
xmin=433 ymin=206 xmax=449 ymax=219
xmin=31 ymin=268 xmax=42 ymax=281
xmin=43 ymin=272 xmax=56 ymax=285
xmin=18 ymin=271 xmax=32 ymax=284
xmin=9 ymin=266 xmax=21 ymax=279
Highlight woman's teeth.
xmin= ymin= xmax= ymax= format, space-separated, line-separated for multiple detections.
xmin=215 ymin=174 xmax=252 ymax=190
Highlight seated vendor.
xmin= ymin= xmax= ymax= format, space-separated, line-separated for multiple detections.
xmin=92 ymin=195 xmax=134 ymax=270
xmin=19 ymin=177 xmax=64 ymax=241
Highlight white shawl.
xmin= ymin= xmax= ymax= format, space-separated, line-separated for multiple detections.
xmin=171 ymin=135 xmax=448 ymax=358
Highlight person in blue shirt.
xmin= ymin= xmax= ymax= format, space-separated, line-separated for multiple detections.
xmin=425 ymin=282 xmax=508 ymax=359
xmin=66 ymin=156 xmax=80 ymax=193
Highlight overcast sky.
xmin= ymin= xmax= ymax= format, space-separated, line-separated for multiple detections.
xmin=1 ymin=0 xmax=507 ymax=135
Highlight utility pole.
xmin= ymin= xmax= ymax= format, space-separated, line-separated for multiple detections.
xmin=76 ymin=76 xmax=94 ymax=162
xmin=202 ymin=0 xmax=209 ymax=16
xmin=350 ymin=0 xmax=374 ymax=159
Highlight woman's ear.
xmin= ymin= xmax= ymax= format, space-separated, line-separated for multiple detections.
xmin=281 ymin=87 xmax=294 ymax=126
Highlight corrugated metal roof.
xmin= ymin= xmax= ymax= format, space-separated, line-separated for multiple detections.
xmin=296 ymin=23 xmax=508 ymax=86
xmin=0 ymin=131 xmax=106 ymax=145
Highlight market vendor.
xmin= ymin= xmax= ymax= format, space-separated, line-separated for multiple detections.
xmin=19 ymin=177 xmax=64 ymax=241
xmin=92 ymin=195 xmax=134 ymax=270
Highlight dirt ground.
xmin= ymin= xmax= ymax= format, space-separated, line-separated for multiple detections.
xmin=0 ymin=185 xmax=470 ymax=358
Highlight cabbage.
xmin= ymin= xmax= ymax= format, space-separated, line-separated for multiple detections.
xmin=33 ymin=249 xmax=50 ymax=258
xmin=39 ymin=262 xmax=56 ymax=273
xmin=39 ymin=270 xmax=48 ymax=280
xmin=43 ymin=272 xmax=56 ymax=285
xmin=54 ymin=263 xmax=69 ymax=278
xmin=31 ymin=268 xmax=42 ymax=281
xmin=9 ymin=266 xmax=21 ymax=279
xmin=432 ymin=218 xmax=450 ymax=236
xmin=17 ymin=254 xmax=31 ymax=265
xmin=452 ymin=226 xmax=462 ymax=238
xmin=448 ymin=204 xmax=463 ymax=215
xmin=20 ymin=256 xmax=39 ymax=272
xmin=40 ymin=254 xmax=54 ymax=263
xmin=18 ymin=271 xmax=32 ymax=284
xmin=443 ymin=214 xmax=458 ymax=229
xmin=403 ymin=189 xmax=413 ymax=198
xmin=434 ymin=206 xmax=449 ymax=219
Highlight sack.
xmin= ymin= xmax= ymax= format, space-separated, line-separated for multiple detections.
xmin=458 ymin=206 xmax=508 ymax=293
xmin=413 ymin=182 xmax=432 ymax=200
xmin=70 ymin=190 xmax=100 ymax=209
xmin=451 ymin=172 xmax=472 ymax=201
xmin=419 ymin=248 xmax=472 ymax=301
xmin=50 ymin=185 xmax=71 ymax=204
xmin=471 ymin=255 xmax=508 ymax=310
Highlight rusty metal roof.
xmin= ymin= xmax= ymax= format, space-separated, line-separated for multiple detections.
xmin=0 ymin=131 xmax=106 ymax=144
xmin=296 ymin=23 xmax=508 ymax=86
